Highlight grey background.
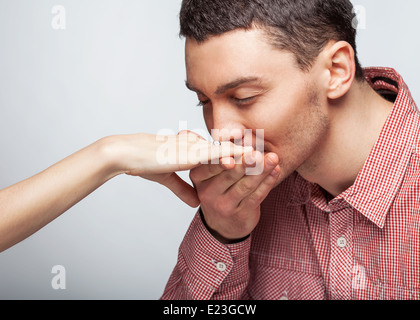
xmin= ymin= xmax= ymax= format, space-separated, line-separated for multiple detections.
xmin=0 ymin=0 xmax=418 ymax=299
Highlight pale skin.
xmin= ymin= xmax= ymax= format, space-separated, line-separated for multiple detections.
xmin=0 ymin=132 xmax=249 ymax=252
xmin=185 ymin=27 xmax=394 ymax=243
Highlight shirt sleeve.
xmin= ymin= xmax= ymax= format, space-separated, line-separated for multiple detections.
xmin=160 ymin=210 xmax=251 ymax=300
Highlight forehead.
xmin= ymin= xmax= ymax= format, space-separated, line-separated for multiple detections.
xmin=185 ymin=28 xmax=271 ymax=69
xmin=184 ymin=28 xmax=298 ymax=90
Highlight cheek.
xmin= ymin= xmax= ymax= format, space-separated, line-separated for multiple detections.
xmin=259 ymin=88 xmax=326 ymax=153
xmin=254 ymin=99 xmax=300 ymax=144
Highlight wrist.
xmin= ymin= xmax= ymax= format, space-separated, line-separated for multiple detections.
xmin=94 ymin=135 xmax=128 ymax=179
xmin=199 ymin=208 xmax=250 ymax=245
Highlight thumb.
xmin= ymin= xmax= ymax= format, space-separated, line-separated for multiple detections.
xmin=159 ymin=172 xmax=200 ymax=208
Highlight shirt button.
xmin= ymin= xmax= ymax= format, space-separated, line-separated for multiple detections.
xmin=337 ymin=237 xmax=347 ymax=248
xmin=279 ymin=296 xmax=289 ymax=300
xmin=216 ymin=262 xmax=227 ymax=272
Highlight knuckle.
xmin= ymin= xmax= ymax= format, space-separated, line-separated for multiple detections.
xmin=189 ymin=168 xmax=199 ymax=183
xmin=189 ymin=166 xmax=208 ymax=183
xmin=246 ymin=190 xmax=267 ymax=207
xmin=210 ymin=163 xmax=225 ymax=175
xmin=224 ymin=167 xmax=244 ymax=183
xmin=237 ymin=179 xmax=255 ymax=194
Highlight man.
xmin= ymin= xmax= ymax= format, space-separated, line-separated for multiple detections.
xmin=161 ymin=0 xmax=420 ymax=300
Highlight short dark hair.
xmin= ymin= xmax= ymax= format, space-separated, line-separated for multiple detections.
xmin=180 ymin=0 xmax=364 ymax=80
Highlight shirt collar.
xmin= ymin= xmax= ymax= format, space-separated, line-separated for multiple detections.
xmin=289 ymin=67 xmax=420 ymax=228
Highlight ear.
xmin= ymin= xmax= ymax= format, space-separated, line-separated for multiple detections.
xmin=325 ymin=41 xmax=356 ymax=100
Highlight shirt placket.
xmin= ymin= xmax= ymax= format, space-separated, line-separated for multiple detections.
xmin=327 ymin=201 xmax=354 ymax=300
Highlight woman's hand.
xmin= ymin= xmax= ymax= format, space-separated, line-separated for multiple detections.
xmin=0 ymin=131 xmax=249 ymax=252
xmin=101 ymin=131 xmax=250 ymax=207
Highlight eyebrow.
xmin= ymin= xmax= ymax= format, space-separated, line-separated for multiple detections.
xmin=185 ymin=76 xmax=261 ymax=96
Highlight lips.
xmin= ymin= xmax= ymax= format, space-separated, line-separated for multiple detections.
xmin=230 ymin=140 xmax=268 ymax=151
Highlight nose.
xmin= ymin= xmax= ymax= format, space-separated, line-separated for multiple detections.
xmin=211 ymin=106 xmax=245 ymax=143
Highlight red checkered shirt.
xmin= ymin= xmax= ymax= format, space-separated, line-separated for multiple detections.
xmin=161 ymin=67 xmax=420 ymax=300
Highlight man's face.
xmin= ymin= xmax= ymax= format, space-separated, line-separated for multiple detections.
xmin=185 ymin=28 xmax=330 ymax=182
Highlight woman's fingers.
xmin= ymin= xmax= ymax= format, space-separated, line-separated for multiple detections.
xmin=168 ymin=132 xmax=252 ymax=171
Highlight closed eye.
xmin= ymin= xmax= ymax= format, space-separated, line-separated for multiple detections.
xmin=196 ymin=100 xmax=210 ymax=107
xmin=196 ymin=96 xmax=257 ymax=108
xmin=233 ymin=96 xmax=257 ymax=106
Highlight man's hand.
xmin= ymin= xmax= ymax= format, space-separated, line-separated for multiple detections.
xmin=190 ymin=151 xmax=281 ymax=243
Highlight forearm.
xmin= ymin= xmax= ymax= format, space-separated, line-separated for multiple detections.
xmin=0 ymin=137 xmax=119 ymax=252
xmin=0 ymin=132 xmax=248 ymax=253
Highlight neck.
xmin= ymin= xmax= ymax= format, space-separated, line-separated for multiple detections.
xmin=297 ymin=79 xmax=394 ymax=197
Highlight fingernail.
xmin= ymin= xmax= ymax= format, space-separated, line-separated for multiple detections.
xmin=270 ymin=166 xmax=280 ymax=177
xmin=267 ymin=154 xmax=278 ymax=166
xmin=244 ymin=152 xmax=256 ymax=165
xmin=221 ymin=157 xmax=234 ymax=165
